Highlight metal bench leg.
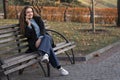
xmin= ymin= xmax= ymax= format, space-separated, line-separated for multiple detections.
xmin=18 ymin=68 xmax=24 ymax=75
xmin=6 ymin=75 xmax=10 ymax=80
xmin=65 ymin=52 xmax=73 ymax=64
xmin=71 ymin=49 xmax=75 ymax=64
xmin=46 ymin=63 xmax=50 ymax=77
xmin=38 ymin=62 xmax=47 ymax=77
xmin=65 ymin=49 xmax=75 ymax=64
xmin=1 ymin=69 xmax=11 ymax=80
xmin=0 ymin=75 xmax=10 ymax=80
xmin=18 ymin=61 xmax=29 ymax=75
xmin=1 ymin=75 xmax=11 ymax=80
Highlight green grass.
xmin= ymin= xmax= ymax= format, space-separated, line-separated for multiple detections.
xmin=0 ymin=19 xmax=120 ymax=56
xmin=0 ymin=19 xmax=18 ymax=25
xmin=48 ymin=21 xmax=120 ymax=55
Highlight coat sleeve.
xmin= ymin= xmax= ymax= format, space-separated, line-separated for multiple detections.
xmin=24 ymin=26 xmax=38 ymax=51
xmin=24 ymin=26 xmax=33 ymax=39
xmin=24 ymin=26 xmax=38 ymax=41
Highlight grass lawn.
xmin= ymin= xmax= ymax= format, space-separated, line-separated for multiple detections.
xmin=0 ymin=19 xmax=120 ymax=56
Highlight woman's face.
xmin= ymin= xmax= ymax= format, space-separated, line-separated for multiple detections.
xmin=25 ymin=8 xmax=33 ymax=19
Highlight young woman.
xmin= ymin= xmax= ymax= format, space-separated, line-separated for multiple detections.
xmin=19 ymin=6 xmax=69 ymax=76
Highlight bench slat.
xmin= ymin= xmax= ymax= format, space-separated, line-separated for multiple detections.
xmin=0 ymin=32 xmax=19 ymax=39
xmin=0 ymin=42 xmax=16 ymax=48
xmin=55 ymin=45 xmax=76 ymax=55
xmin=56 ymin=42 xmax=66 ymax=46
xmin=0 ymin=39 xmax=27 ymax=48
xmin=0 ymin=37 xmax=16 ymax=44
xmin=4 ymin=59 xmax=39 ymax=75
xmin=0 ymin=45 xmax=28 ymax=55
xmin=0 ymin=35 xmax=22 ymax=44
xmin=0 ymin=28 xmax=19 ymax=35
xmin=0 ymin=33 xmax=14 ymax=38
xmin=3 ymin=53 xmax=35 ymax=63
xmin=0 ymin=24 xmax=19 ymax=29
xmin=53 ymin=42 xmax=75 ymax=51
xmin=2 ymin=53 xmax=39 ymax=69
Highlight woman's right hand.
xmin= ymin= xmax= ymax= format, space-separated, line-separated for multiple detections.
xmin=35 ymin=38 xmax=41 ymax=48
xmin=26 ymin=16 xmax=31 ymax=26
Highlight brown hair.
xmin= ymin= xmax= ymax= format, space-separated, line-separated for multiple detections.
xmin=19 ymin=6 xmax=39 ymax=34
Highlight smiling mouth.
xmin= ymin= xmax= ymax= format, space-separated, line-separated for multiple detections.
xmin=28 ymin=15 xmax=33 ymax=18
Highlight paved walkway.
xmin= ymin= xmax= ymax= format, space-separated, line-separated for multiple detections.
xmin=3 ymin=41 xmax=120 ymax=80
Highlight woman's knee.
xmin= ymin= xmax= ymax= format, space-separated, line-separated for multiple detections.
xmin=44 ymin=34 xmax=52 ymax=40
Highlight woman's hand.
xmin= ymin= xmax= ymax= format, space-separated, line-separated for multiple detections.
xmin=26 ymin=15 xmax=31 ymax=26
xmin=35 ymin=38 xmax=41 ymax=48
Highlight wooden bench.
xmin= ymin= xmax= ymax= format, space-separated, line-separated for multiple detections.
xmin=0 ymin=24 xmax=76 ymax=80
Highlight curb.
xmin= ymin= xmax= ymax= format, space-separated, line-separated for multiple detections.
xmin=81 ymin=40 xmax=120 ymax=61
xmin=58 ymin=40 xmax=120 ymax=62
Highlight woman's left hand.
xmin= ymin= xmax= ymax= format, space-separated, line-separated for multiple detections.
xmin=35 ymin=38 xmax=41 ymax=48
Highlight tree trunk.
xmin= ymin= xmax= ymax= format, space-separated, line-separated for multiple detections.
xmin=91 ymin=0 xmax=95 ymax=32
xmin=3 ymin=0 xmax=7 ymax=19
xmin=63 ymin=7 xmax=68 ymax=22
xmin=117 ymin=0 xmax=120 ymax=27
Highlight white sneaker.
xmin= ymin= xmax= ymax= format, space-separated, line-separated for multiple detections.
xmin=41 ymin=54 xmax=49 ymax=63
xmin=59 ymin=67 xmax=69 ymax=76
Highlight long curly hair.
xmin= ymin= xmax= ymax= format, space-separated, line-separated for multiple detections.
xmin=19 ymin=6 xmax=39 ymax=34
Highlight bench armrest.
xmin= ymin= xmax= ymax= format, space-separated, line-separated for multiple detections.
xmin=46 ymin=29 xmax=69 ymax=43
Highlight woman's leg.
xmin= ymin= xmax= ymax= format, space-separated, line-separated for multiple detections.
xmin=38 ymin=35 xmax=60 ymax=67
xmin=38 ymin=35 xmax=52 ymax=55
xmin=38 ymin=35 xmax=69 ymax=75
xmin=49 ymin=48 xmax=69 ymax=76
xmin=49 ymin=48 xmax=61 ymax=68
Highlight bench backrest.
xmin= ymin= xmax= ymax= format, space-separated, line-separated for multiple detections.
xmin=0 ymin=23 xmax=75 ymax=60
xmin=0 ymin=24 xmax=28 ymax=59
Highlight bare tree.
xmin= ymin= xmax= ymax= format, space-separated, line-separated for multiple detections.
xmin=91 ymin=0 xmax=95 ymax=32
xmin=89 ymin=0 xmax=101 ymax=32
xmin=30 ymin=0 xmax=56 ymax=16
xmin=3 ymin=0 xmax=8 ymax=19
xmin=31 ymin=0 xmax=43 ymax=16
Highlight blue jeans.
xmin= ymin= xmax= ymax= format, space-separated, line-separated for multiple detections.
xmin=38 ymin=34 xmax=60 ymax=68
